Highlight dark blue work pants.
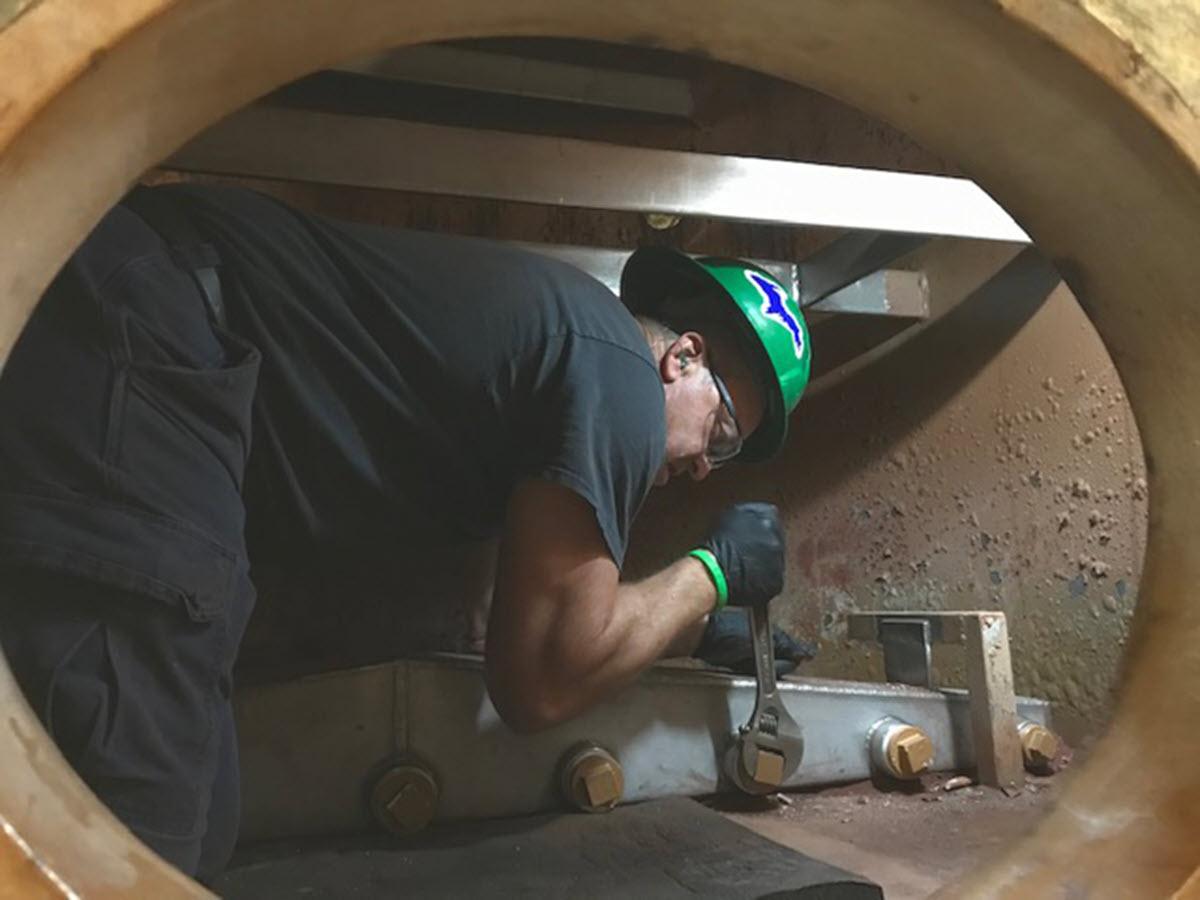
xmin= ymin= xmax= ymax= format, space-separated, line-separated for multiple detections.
xmin=0 ymin=204 xmax=259 ymax=882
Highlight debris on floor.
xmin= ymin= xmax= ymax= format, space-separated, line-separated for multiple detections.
xmin=709 ymin=763 xmax=1071 ymax=900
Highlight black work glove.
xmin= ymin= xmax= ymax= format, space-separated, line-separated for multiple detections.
xmin=692 ymin=502 xmax=785 ymax=608
xmin=694 ymin=608 xmax=818 ymax=677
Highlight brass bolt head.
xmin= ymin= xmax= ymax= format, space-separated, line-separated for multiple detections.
xmin=896 ymin=731 xmax=934 ymax=777
xmin=579 ymin=757 xmax=621 ymax=807
xmin=370 ymin=765 xmax=439 ymax=835
xmin=561 ymin=744 xmax=624 ymax=813
xmin=752 ymin=748 xmax=786 ymax=787
xmin=1019 ymin=723 xmax=1060 ymax=771
xmin=887 ymin=726 xmax=934 ymax=778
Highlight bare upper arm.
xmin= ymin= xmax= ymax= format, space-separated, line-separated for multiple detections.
xmin=484 ymin=478 xmax=619 ymax=727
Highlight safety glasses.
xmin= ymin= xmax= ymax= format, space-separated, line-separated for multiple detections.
xmin=707 ymin=368 xmax=743 ymax=467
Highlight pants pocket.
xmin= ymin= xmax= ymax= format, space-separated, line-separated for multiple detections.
xmin=98 ymin=247 xmax=261 ymax=563
xmin=44 ymin=621 xmax=112 ymax=769
xmin=120 ymin=333 xmax=261 ymax=494
xmin=43 ymin=591 xmax=223 ymax=848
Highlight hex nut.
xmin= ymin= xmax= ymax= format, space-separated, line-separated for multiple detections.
xmin=752 ymin=748 xmax=786 ymax=786
xmin=560 ymin=743 xmax=624 ymax=813
xmin=888 ymin=726 xmax=934 ymax=778
xmin=370 ymin=764 xmax=439 ymax=835
xmin=1018 ymin=721 xmax=1060 ymax=772
xmin=870 ymin=718 xmax=935 ymax=780
xmin=894 ymin=728 xmax=935 ymax=777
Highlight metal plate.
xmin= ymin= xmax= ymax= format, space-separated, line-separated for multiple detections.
xmin=879 ymin=618 xmax=934 ymax=688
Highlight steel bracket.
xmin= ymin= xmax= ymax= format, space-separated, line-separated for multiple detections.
xmin=878 ymin=617 xmax=933 ymax=689
xmin=847 ymin=611 xmax=1024 ymax=790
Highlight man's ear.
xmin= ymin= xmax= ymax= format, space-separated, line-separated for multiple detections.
xmin=661 ymin=332 xmax=707 ymax=382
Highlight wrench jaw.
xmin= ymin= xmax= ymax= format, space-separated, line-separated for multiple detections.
xmin=726 ymin=713 xmax=804 ymax=795
xmin=724 ymin=604 xmax=805 ymax=795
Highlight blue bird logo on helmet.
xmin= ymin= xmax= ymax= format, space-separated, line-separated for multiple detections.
xmin=744 ymin=270 xmax=806 ymax=360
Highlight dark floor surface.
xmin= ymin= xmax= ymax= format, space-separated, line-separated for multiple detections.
xmin=216 ymin=797 xmax=882 ymax=899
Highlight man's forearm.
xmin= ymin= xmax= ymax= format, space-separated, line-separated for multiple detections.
xmin=614 ymin=556 xmax=717 ymax=669
xmin=661 ymin=610 xmax=709 ymax=658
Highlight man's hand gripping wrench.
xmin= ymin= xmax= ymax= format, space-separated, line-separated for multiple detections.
xmin=724 ymin=600 xmax=805 ymax=794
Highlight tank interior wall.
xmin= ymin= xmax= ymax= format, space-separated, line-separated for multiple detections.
xmin=626 ymin=279 xmax=1146 ymax=739
xmin=182 ymin=46 xmax=1146 ymax=737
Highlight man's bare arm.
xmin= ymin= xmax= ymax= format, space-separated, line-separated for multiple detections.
xmin=484 ymin=479 xmax=715 ymax=732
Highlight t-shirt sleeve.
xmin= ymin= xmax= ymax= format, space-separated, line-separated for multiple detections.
xmin=534 ymin=336 xmax=665 ymax=570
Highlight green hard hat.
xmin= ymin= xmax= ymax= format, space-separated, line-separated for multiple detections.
xmin=620 ymin=247 xmax=811 ymax=462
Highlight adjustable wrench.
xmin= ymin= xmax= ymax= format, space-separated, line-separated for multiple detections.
xmin=725 ymin=601 xmax=805 ymax=794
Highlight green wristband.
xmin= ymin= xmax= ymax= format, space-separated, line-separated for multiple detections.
xmin=688 ymin=548 xmax=729 ymax=611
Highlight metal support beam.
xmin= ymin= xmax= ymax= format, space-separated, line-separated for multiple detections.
xmin=510 ymin=242 xmax=795 ymax=301
xmin=512 ymin=243 xmax=929 ymax=318
xmin=797 ymin=230 xmax=929 ymax=306
xmin=809 ymin=269 xmax=929 ymax=317
xmin=169 ymin=106 xmax=1031 ymax=242
xmin=233 ymin=655 xmax=1050 ymax=840
xmin=802 ymin=240 xmax=1038 ymax=397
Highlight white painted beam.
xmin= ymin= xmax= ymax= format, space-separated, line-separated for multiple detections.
xmin=169 ymin=106 xmax=1031 ymax=242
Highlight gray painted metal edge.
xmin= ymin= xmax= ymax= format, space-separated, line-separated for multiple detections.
xmin=334 ymin=45 xmax=696 ymax=117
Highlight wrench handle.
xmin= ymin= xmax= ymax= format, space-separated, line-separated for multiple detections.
xmin=749 ymin=604 xmax=777 ymax=707
xmin=728 ymin=601 xmax=804 ymax=793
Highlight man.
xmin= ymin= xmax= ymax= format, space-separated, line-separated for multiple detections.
xmin=0 ymin=183 xmax=812 ymax=881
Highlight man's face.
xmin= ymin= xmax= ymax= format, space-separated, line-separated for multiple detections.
xmin=655 ymin=331 xmax=760 ymax=486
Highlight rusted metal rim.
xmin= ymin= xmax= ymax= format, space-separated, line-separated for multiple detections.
xmin=1 ymin=1 xmax=1198 ymax=896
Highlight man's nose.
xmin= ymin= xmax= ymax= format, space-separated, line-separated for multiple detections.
xmin=689 ymin=454 xmax=713 ymax=481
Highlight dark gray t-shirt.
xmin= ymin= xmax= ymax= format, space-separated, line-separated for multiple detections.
xmin=163 ymin=185 xmax=665 ymax=570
